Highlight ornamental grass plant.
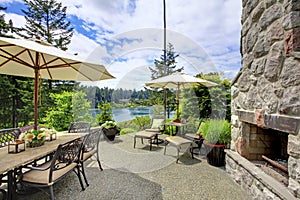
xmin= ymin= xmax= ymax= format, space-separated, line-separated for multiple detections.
xmin=200 ymin=119 xmax=231 ymax=144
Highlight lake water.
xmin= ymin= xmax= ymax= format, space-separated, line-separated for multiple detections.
xmin=90 ymin=107 xmax=154 ymax=122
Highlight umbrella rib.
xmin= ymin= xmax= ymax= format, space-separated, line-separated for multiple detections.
xmin=0 ymin=48 xmax=34 ymax=68
xmin=40 ymin=53 xmax=53 ymax=79
xmin=40 ymin=57 xmax=93 ymax=81
xmin=83 ymin=62 xmax=114 ymax=79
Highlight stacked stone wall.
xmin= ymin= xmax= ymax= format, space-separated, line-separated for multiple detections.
xmin=228 ymin=0 xmax=300 ymax=198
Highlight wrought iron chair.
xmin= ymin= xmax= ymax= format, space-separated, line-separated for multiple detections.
xmin=0 ymin=128 xmax=21 ymax=199
xmin=79 ymin=128 xmax=103 ymax=188
xmin=19 ymin=138 xmax=85 ymax=200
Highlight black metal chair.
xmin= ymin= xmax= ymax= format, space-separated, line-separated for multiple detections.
xmin=0 ymin=128 xmax=21 ymax=199
xmin=184 ymin=118 xmax=206 ymax=156
xmin=79 ymin=128 xmax=103 ymax=188
xmin=19 ymin=138 xmax=85 ymax=200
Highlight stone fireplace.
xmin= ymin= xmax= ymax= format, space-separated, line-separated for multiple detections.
xmin=226 ymin=0 xmax=300 ymax=199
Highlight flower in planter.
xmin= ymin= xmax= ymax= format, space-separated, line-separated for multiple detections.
xmin=19 ymin=129 xmax=49 ymax=147
xmin=100 ymin=121 xmax=117 ymax=129
xmin=101 ymin=121 xmax=121 ymax=132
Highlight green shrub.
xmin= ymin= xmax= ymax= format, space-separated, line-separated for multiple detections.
xmin=132 ymin=116 xmax=151 ymax=131
xmin=97 ymin=101 xmax=113 ymax=125
xmin=200 ymin=119 xmax=231 ymax=144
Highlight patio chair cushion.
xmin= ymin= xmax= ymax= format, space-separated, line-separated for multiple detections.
xmin=134 ymin=131 xmax=157 ymax=139
xmin=165 ymin=136 xmax=192 ymax=146
xmin=81 ymin=149 xmax=97 ymax=162
xmin=22 ymin=162 xmax=77 ymax=185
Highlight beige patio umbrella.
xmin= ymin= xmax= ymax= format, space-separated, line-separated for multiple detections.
xmin=0 ymin=36 xmax=115 ymax=130
xmin=145 ymin=71 xmax=217 ymax=119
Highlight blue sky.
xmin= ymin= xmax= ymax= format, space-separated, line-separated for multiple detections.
xmin=0 ymin=0 xmax=242 ymax=89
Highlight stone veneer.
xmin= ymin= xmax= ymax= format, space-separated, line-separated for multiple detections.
xmin=226 ymin=0 xmax=300 ymax=199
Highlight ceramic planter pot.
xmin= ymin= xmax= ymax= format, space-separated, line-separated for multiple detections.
xmin=102 ymin=128 xmax=117 ymax=141
xmin=203 ymin=141 xmax=227 ymax=167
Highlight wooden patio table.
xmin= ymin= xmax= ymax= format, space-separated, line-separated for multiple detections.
xmin=165 ymin=121 xmax=189 ymax=136
xmin=0 ymin=132 xmax=87 ymax=200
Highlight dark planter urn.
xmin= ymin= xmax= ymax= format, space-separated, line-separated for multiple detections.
xmin=102 ymin=128 xmax=117 ymax=141
xmin=203 ymin=141 xmax=227 ymax=167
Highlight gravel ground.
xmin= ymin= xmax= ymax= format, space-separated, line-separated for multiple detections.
xmin=16 ymin=134 xmax=252 ymax=200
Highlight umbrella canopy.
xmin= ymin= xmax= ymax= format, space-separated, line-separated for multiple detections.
xmin=0 ymin=36 xmax=115 ymax=129
xmin=145 ymin=72 xmax=218 ymax=118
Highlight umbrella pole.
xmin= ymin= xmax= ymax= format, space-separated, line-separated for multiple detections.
xmin=34 ymin=53 xmax=39 ymax=130
xmin=176 ymin=84 xmax=179 ymax=119
xmin=34 ymin=69 xmax=39 ymax=130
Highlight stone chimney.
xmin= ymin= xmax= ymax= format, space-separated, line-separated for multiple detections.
xmin=226 ymin=0 xmax=300 ymax=199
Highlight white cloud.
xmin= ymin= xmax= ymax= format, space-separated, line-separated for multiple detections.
xmin=2 ymin=0 xmax=243 ymax=88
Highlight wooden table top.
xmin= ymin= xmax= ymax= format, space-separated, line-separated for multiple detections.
xmin=0 ymin=132 xmax=87 ymax=174
xmin=165 ymin=122 xmax=189 ymax=127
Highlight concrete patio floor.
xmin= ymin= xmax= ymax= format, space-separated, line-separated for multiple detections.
xmin=16 ymin=134 xmax=252 ymax=200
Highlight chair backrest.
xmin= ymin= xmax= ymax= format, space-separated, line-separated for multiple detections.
xmin=0 ymin=128 xmax=21 ymax=148
xmin=81 ymin=128 xmax=102 ymax=159
xmin=68 ymin=122 xmax=91 ymax=133
xmin=48 ymin=138 xmax=83 ymax=183
xmin=150 ymin=118 xmax=165 ymax=130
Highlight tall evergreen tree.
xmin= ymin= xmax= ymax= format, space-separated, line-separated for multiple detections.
xmin=0 ymin=6 xmax=28 ymax=128
xmin=150 ymin=43 xmax=183 ymax=79
xmin=0 ymin=6 xmax=14 ymax=37
xmin=18 ymin=0 xmax=73 ymax=50
xmin=149 ymin=42 xmax=183 ymax=117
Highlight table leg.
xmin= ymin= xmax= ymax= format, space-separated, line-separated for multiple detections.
xmin=7 ymin=170 xmax=15 ymax=200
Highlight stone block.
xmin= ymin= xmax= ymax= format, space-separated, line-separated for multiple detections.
xmin=267 ymin=21 xmax=284 ymax=45
xmin=253 ymin=34 xmax=269 ymax=58
xmin=264 ymin=42 xmax=284 ymax=82
xmin=288 ymin=178 xmax=300 ymax=198
xmin=283 ymin=11 xmax=300 ymax=30
xmin=252 ymin=2 xmax=265 ymax=23
xmin=284 ymin=0 xmax=300 ymax=12
xmin=238 ymin=70 xmax=253 ymax=92
xmin=235 ymin=136 xmax=248 ymax=157
xmin=250 ymin=57 xmax=266 ymax=75
xmin=288 ymin=134 xmax=300 ymax=157
xmin=259 ymin=4 xmax=282 ymax=30
xmin=280 ymin=57 xmax=300 ymax=87
xmin=255 ymin=109 xmax=265 ymax=128
xmin=245 ymin=27 xmax=259 ymax=53
xmin=285 ymin=27 xmax=300 ymax=55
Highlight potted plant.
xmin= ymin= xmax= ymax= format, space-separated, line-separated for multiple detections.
xmin=100 ymin=121 xmax=121 ymax=141
xmin=199 ymin=119 xmax=231 ymax=167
